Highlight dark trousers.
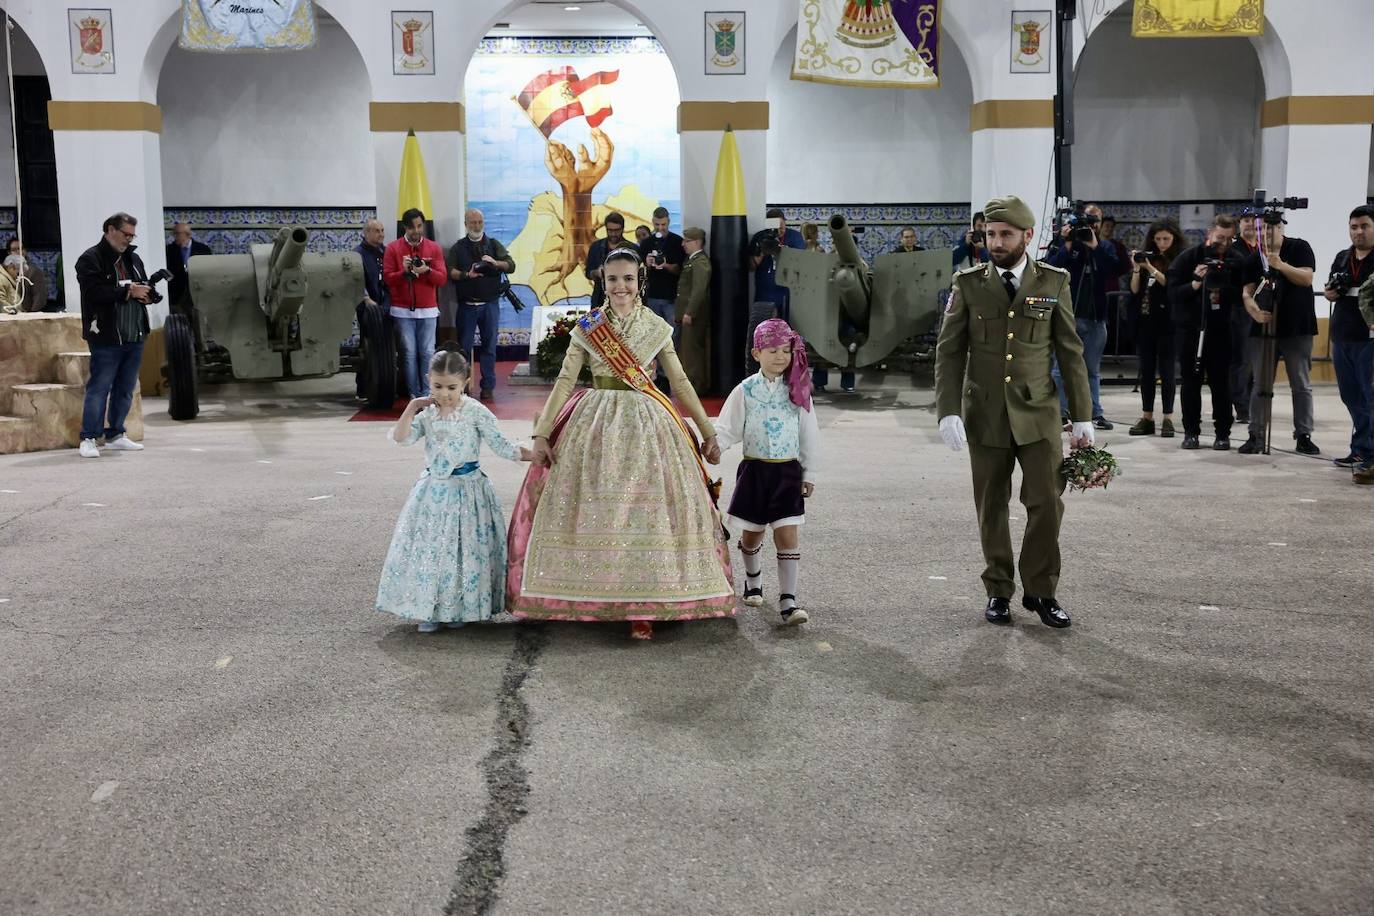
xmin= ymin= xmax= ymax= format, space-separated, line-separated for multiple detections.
xmin=968 ymin=437 xmax=1066 ymax=599
xmin=1137 ymin=327 xmax=1176 ymax=414
xmin=1229 ymin=309 xmax=1253 ymax=416
xmin=1175 ymin=321 xmax=1233 ymax=438
xmin=458 ymin=299 xmax=500 ymax=392
xmin=1332 ymin=338 xmax=1374 ymax=461
xmin=80 ymin=340 xmax=144 ymax=441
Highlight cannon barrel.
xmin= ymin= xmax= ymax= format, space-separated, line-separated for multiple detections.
xmin=828 ymin=214 xmax=870 ymax=325
xmin=263 ymin=226 xmax=310 ymax=321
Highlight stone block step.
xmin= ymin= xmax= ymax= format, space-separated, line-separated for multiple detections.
xmin=54 ymin=351 xmax=91 ymax=386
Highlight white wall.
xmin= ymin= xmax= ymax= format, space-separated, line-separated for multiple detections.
xmin=0 ymin=21 xmax=48 ymax=207
xmin=1073 ymin=11 xmax=1263 ymax=200
xmin=766 ymin=26 xmax=973 ymax=203
xmin=156 ymin=16 xmax=372 ymax=206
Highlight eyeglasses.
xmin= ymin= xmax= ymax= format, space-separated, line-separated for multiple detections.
xmin=114 ymin=227 xmax=136 ymax=241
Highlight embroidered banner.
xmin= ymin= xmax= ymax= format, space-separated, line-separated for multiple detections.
xmin=1132 ymin=0 xmax=1263 ymax=37
xmin=180 ymin=0 xmax=317 ymax=51
xmin=792 ymin=0 xmax=939 ymax=89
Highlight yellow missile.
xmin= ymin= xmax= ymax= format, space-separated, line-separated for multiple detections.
xmin=396 ymin=129 xmax=434 ymax=237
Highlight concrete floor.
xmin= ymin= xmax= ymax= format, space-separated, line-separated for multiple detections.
xmin=2 ymin=370 xmax=1371 ymax=915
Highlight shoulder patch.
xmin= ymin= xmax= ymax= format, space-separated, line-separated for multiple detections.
xmin=954 ymin=263 xmax=987 ymax=278
xmin=1037 ymin=262 xmax=1070 ymax=277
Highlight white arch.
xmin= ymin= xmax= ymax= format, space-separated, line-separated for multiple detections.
xmin=1 ymin=8 xmax=57 ymax=81
xmin=462 ymin=0 xmax=684 ymax=100
xmin=1076 ymin=0 xmax=1290 ymax=98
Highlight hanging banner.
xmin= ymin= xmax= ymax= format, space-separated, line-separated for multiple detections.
xmin=180 ymin=0 xmax=318 ymax=51
xmin=792 ymin=0 xmax=939 ymax=89
xmin=1132 ymin=0 xmax=1263 ymax=38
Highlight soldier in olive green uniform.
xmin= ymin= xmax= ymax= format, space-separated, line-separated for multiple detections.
xmin=675 ymin=226 xmax=712 ymax=391
xmin=934 ymin=196 xmax=1095 ymax=629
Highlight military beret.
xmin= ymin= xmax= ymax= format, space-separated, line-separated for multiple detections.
xmin=983 ymin=195 xmax=1036 ymax=231
xmin=683 ymin=226 xmax=706 ymax=242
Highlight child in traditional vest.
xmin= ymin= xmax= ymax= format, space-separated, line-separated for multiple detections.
xmin=715 ymin=319 xmax=822 ymax=625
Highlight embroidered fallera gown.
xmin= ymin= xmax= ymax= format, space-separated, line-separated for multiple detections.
xmin=507 ymin=305 xmax=733 ymax=621
xmin=376 ymin=400 xmax=524 ymax=624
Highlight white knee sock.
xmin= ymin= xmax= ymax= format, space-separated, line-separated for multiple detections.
xmin=777 ymin=551 xmax=800 ymax=610
xmin=740 ymin=541 xmax=763 ymax=583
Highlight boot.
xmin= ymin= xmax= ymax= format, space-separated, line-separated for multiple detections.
xmin=1128 ymin=417 xmax=1155 ymax=436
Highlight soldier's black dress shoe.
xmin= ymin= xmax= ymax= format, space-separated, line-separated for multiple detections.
xmin=1022 ymin=596 xmax=1072 ymax=628
xmin=1181 ymin=435 xmax=1200 ymax=449
xmin=1212 ymin=436 xmax=1230 ymax=450
xmin=985 ymin=597 xmax=1012 ymax=624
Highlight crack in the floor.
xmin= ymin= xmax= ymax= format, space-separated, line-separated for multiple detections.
xmin=443 ymin=624 xmax=548 ymax=916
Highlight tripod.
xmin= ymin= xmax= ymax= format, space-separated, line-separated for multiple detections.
xmin=1253 ymin=275 xmax=1280 ymax=455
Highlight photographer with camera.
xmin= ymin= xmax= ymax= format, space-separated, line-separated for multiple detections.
xmin=638 ymin=206 xmax=684 ymax=326
xmin=1047 ymin=203 xmax=1119 ymax=430
xmin=748 ymin=208 xmax=806 ymax=369
xmin=584 ymin=211 xmax=626 ymax=310
xmin=1167 ymin=214 xmax=1245 ymax=450
xmin=1236 ymin=215 xmax=1318 ymax=455
xmin=1126 ymin=219 xmax=1185 ymax=437
xmin=952 ymin=211 xmax=990 ymax=270
xmin=1324 ymin=205 xmax=1374 ymax=478
xmin=447 ymin=208 xmax=513 ymax=402
xmin=75 ymin=212 xmax=162 ymax=458
xmin=383 ymin=207 xmax=448 ymax=400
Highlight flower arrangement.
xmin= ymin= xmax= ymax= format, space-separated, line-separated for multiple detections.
xmin=1060 ymin=446 xmax=1121 ymax=492
xmin=535 ymin=316 xmax=591 ymax=383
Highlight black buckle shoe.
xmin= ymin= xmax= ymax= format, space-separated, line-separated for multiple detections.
xmin=985 ymin=597 xmax=1012 ymax=625
xmin=1022 ymin=595 xmax=1072 ymax=628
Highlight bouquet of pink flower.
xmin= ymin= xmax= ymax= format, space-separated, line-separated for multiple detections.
xmin=1060 ymin=446 xmax=1121 ymax=492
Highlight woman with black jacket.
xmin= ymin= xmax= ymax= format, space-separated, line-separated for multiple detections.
xmin=1128 ymin=219 xmax=1185 ymax=437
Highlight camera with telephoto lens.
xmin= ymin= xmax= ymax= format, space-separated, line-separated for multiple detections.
xmin=1327 ymin=269 xmax=1354 ymax=296
xmin=123 ymin=268 xmax=171 ymax=304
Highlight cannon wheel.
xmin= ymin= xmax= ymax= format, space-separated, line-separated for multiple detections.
xmin=359 ymin=302 xmax=397 ymax=409
xmin=164 ymin=313 xmax=199 ymax=421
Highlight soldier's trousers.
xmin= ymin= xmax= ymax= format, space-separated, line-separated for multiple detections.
xmin=678 ymin=319 xmax=710 ymax=392
xmin=969 ymin=438 xmax=1066 ymax=599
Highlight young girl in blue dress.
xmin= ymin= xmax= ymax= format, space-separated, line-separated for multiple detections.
xmin=376 ymin=348 xmax=532 ymax=632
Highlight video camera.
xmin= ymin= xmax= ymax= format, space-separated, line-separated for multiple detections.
xmin=750 ymin=228 xmax=781 ymax=259
xmin=1133 ymin=249 xmax=1158 ymax=265
xmin=1327 ymin=269 xmax=1354 ymax=297
xmin=1250 ymin=188 xmax=1309 ymax=226
xmin=1055 ymin=201 xmax=1100 ymax=243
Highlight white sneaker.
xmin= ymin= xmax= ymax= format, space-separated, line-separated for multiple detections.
xmin=105 ymin=435 xmax=144 ymax=451
xmin=79 ymin=439 xmax=100 ymax=458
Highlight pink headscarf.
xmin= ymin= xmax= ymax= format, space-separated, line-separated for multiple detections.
xmin=753 ymin=318 xmax=812 ymax=411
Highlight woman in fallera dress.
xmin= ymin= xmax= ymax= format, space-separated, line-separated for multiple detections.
xmin=506 ymin=247 xmax=733 ymax=640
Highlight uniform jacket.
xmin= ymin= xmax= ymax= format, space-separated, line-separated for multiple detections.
xmin=674 ymin=250 xmax=711 ymax=323
xmin=76 ymin=237 xmax=151 ymax=346
xmin=934 ymin=258 xmax=1092 ymax=447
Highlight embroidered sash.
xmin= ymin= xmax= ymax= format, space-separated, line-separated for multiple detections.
xmin=576 ymin=308 xmax=722 ymax=504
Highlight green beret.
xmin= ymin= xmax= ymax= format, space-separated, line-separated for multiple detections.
xmin=983 ymin=195 xmax=1036 ymax=231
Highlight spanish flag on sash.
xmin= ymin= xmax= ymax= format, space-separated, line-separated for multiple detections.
xmin=1132 ymin=0 xmax=1264 ymax=37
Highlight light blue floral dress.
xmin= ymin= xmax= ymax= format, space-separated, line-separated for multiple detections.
xmin=376 ymin=400 xmax=524 ymax=623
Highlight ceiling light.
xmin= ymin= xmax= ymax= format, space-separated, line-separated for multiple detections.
xmin=564 ymin=5 xmax=581 ymax=10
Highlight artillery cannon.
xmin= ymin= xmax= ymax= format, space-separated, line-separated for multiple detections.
xmin=777 ymin=214 xmax=949 ymax=371
xmin=164 ymin=226 xmax=390 ymax=420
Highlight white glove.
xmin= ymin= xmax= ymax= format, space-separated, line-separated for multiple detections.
xmin=1070 ymin=421 xmax=1096 ymax=446
xmin=938 ymin=415 xmax=967 ymax=452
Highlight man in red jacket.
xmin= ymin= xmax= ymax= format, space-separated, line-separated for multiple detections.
xmin=383 ymin=208 xmax=447 ymax=398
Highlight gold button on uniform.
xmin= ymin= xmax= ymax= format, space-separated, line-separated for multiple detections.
xmin=1007 ymin=332 xmax=1014 ymax=339
xmin=1008 ymin=311 xmax=1015 ymax=318
xmin=1006 ymin=353 xmax=1013 ymax=361
xmin=1004 ymin=375 xmax=1012 ymax=383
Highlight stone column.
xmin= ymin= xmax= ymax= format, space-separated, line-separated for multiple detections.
xmin=968 ymin=99 xmax=1056 ymax=239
